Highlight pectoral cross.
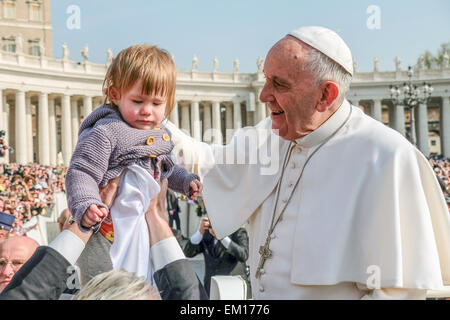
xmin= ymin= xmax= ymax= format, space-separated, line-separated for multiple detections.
xmin=255 ymin=238 xmax=272 ymax=279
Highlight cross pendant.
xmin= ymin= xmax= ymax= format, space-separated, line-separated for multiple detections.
xmin=255 ymin=241 xmax=272 ymax=279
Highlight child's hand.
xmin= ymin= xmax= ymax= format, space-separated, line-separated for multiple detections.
xmin=189 ymin=179 xmax=203 ymax=199
xmin=81 ymin=204 xmax=108 ymax=228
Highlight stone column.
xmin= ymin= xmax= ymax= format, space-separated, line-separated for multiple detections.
xmin=0 ymin=90 xmax=4 ymax=163
xmin=392 ymin=104 xmax=405 ymax=136
xmin=0 ymin=89 xmax=3 ymax=131
xmin=71 ymin=98 xmax=79 ymax=151
xmin=0 ymin=89 xmax=5 ymax=163
xmin=441 ymin=96 xmax=450 ymax=158
xmin=233 ymin=100 xmax=242 ymax=130
xmin=202 ymin=103 xmax=212 ymax=143
xmin=169 ymin=101 xmax=179 ymax=127
xmin=180 ymin=104 xmax=191 ymax=135
xmin=25 ymin=95 xmax=33 ymax=163
xmin=372 ymin=99 xmax=382 ymax=122
xmin=415 ymin=103 xmax=429 ymax=156
xmin=203 ymin=103 xmax=212 ymax=133
xmin=48 ymin=97 xmax=57 ymax=166
xmin=191 ymin=100 xmax=201 ymax=141
xmin=38 ymin=92 xmax=50 ymax=165
xmin=2 ymin=94 xmax=9 ymax=163
xmin=212 ymin=101 xmax=222 ymax=144
xmin=83 ymin=95 xmax=93 ymax=120
xmin=225 ymin=104 xmax=233 ymax=143
xmin=256 ymin=88 xmax=266 ymax=123
xmin=257 ymin=101 xmax=266 ymax=122
xmin=15 ymin=90 xmax=27 ymax=164
xmin=226 ymin=104 xmax=233 ymax=130
xmin=61 ymin=94 xmax=72 ymax=166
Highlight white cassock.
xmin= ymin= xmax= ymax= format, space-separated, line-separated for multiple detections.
xmin=167 ymin=100 xmax=450 ymax=299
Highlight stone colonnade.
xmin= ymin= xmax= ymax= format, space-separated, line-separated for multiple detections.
xmin=1 ymin=87 xmax=450 ymax=166
xmin=350 ymin=97 xmax=450 ymax=157
xmin=0 ymin=88 xmax=102 ymax=166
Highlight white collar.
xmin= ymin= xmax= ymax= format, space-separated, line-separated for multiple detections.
xmin=295 ymin=100 xmax=351 ymax=148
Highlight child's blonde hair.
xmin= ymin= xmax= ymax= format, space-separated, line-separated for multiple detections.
xmin=103 ymin=44 xmax=176 ymax=117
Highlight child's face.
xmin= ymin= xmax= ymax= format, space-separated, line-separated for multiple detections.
xmin=111 ymin=79 xmax=166 ymax=130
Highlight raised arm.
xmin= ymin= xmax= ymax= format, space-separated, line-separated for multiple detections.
xmin=146 ymin=179 xmax=208 ymax=300
xmin=167 ymin=164 xmax=200 ymax=196
xmin=65 ymin=127 xmax=112 ymax=232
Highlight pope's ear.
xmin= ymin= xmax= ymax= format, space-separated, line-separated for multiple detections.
xmin=316 ymin=81 xmax=339 ymax=112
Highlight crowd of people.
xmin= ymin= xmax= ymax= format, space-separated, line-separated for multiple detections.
xmin=0 ymin=163 xmax=67 ymax=236
xmin=429 ymin=157 xmax=450 ymax=209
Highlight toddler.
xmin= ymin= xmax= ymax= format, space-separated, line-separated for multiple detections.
xmin=65 ymin=44 xmax=202 ymax=281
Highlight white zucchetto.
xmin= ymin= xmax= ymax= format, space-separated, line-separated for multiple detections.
xmin=288 ymin=26 xmax=353 ymax=76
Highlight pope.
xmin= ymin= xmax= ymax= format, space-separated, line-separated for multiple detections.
xmin=168 ymin=26 xmax=450 ymax=299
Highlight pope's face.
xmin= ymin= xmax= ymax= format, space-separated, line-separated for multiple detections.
xmin=259 ymin=37 xmax=323 ymax=141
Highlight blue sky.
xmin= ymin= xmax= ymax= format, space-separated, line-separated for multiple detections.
xmin=51 ymin=0 xmax=450 ymax=73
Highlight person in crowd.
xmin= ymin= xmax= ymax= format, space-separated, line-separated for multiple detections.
xmin=184 ymin=216 xmax=251 ymax=298
xmin=169 ymin=26 xmax=450 ymax=299
xmin=166 ymin=189 xmax=181 ymax=232
xmin=0 ymin=212 xmax=15 ymax=242
xmin=0 ymin=235 xmax=39 ymax=292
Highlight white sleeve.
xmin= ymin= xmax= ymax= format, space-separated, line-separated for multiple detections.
xmin=189 ymin=230 xmax=203 ymax=245
xmin=48 ymin=230 xmax=86 ymax=265
xmin=151 ymin=237 xmax=186 ymax=272
xmin=220 ymin=236 xmax=232 ymax=249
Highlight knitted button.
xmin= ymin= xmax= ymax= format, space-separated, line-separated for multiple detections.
xmin=154 ymin=125 xmax=161 ymax=130
xmin=148 ymin=154 xmax=157 ymax=158
xmin=162 ymin=133 xmax=170 ymax=142
xmin=146 ymin=136 xmax=155 ymax=146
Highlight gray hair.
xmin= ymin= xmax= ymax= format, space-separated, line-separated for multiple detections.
xmin=301 ymin=46 xmax=352 ymax=103
xmin=76 ymin=269 xmax=161 ymax=300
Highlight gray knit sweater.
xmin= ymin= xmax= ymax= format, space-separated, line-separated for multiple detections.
xmin=66 ymin=105 xmax=199 ymax=232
